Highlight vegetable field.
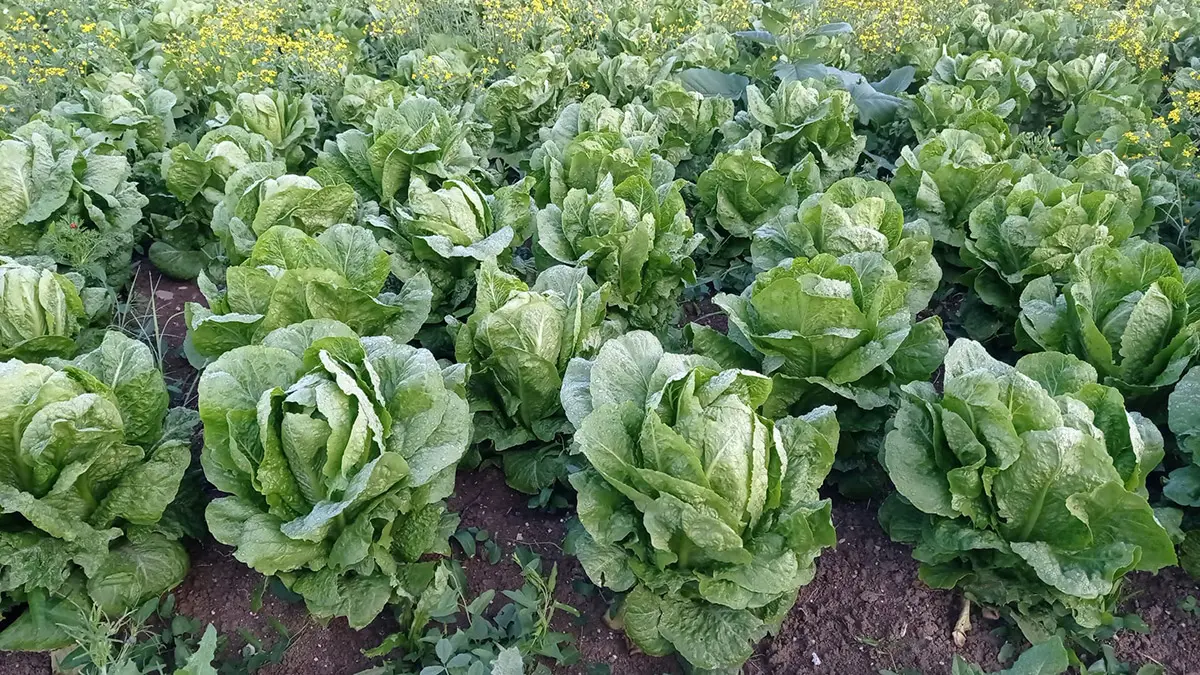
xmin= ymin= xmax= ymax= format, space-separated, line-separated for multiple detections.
xmin=3 ymin=0 xmax=1200 ymax=673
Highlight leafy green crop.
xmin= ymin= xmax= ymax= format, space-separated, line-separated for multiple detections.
xmin=751 ymin=176 xmax=941 ymax=315
xmin=450 ymin=261 xmax=609 ymax=492
xmin=693 ymin=252 xmax=947 ymax=492
xmin=312 ymin=93 xmax=489 ymax=209
xmin=891 ymin=127 xmax=1020 ymax=249
xmin=1018 ymin=240 xmax=1200 ymax=397
xmin=530 ymin=93 xmax=675 ymax=208
xmin=959 ymin=154 xmax=1144 ymax=341
xmin=200 ymin=320 xmax=470 ymax=627
xmin=185 ymin=224 xmax=431 ymax=365
xmin=482 ymin=51 xmax=575 ymax=161
xmin=695 ymin=136 xmax=798 ymax=241
xmin=536 ymin=174 xmax=701 ymax=329
xmin=50 ymin=71 xmax=179 ymax=162
xmin=0 ymin=119 xmax=148 ymax=288
xmin=207 ymin=89 xmax=319 ymax=170
xmin=881 ymin=340 xmax=1176 ymax=640
xmin=733 ymin=79 xmax=864 ymax=176
xmin=385 ymin=176 xmax=534 ymax=320
xmin=0 ymin=257 xmax=88 ymax=361
xmin=562 ymin=331 xmax=837 ymax=672
xmin=155 ymin=125 xmax=280 ymax=278
xmin=0 ymin=331 xmax=197 ymax=650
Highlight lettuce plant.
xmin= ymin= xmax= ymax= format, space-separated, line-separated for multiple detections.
xmin=334 ymin=75 xmax=407 ymax=131
xmin=959 ymin=159 xmax=1140 ymax=341
xmin=0 ymin=120 xmax=148 ymax=287
xmin=211 ymin=170 xmax=358 ymax=266
xmin=50 ymin=70 xmax=179 ymax=160
xmin=0 ymin=331 xmax=196 ymax=650
xmin=881 ymin=340 xmax=1176 ymax=639
xmin=562 ymin=331 xmax=838 ymax=672
xmin=909 ymin=82 xmax=1016 ymax=141
xmin=648 ymin=80 xmax=734 ymax=175
xmin=735 ymin=80 xmax=865 ymax=176
xmin=312 ymin=93 xmax=488 ymax=209
xmin=205 ymin=89 xmax=319 ymax=170
xmin=536 ymin=175 xmax=701 ymax=329
xmin=155 ymin=126 xmax=282 ymax=277
xmin=185 ymin=224 xmax=431 ymax=364
xmin=930 ymin=51 xmax=1037 ymax=117
xmin=891 ymin=127 xmax=1020 ymax=249
xmin=1018 ymin=240 xmax=1200 ymax=398
xmin=0 ymin=258 xmax=87 ymax=361
xmin=695 ymin=136 xmax=798 ymax=241
xmin=450 ymin=262 xmax=609 ymax=493
xmin=530 ymin=94 xmax=675 ymax=208
xmin=385 ymin=177 xmax=534 ymax=320
xmin=200 ymin=320 xmax=469 ymax=627
xmin=701 ymin=253 xmax=947 ymax=415
xmin=751 ymin=177 xmax=941 ymax=316
xmin=482 ymin=51 xmax=573 ymax=159
xmin=694 ymin=253 xmax=947 ymax=494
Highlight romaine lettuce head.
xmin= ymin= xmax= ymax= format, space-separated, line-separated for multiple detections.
xmin=451 ymin=262 xmax=609 ymax=491
xmin=891 ymin=127 xmax=1020 ymax=249
xmin=705 ymin=253 xmax=947 ymax=415
xmin=959 ymin=158 xmax=1142 ymax=342
xmin=185 ymin=224 xmax=431 ymax=365
xmin=482 ymin=50 xmax=572 ymax=157
xmin=536 ymin=174 xmax=702 ymax=330
xmin=881 ymin=340 xmax=1175 ymax=640
xmin=738 ymin=79 xmax=865 ymax=177
xmin=1018 ymin=239 xmax=1200 ymax=397
xmin=311 ymin=93 xmax=488 ymax=209
xmin=562 ymin=331 xmax=838 ymax=672
xmin=50 ymin=70 xmax=179 ymax=159
xmin=0 ymin=331 xmax=196 ymax=650
xmin=207 ymin=89 xmax=319 ymax=170
xmin=0 ymin=258 xmax=87 ymax=361
xmin=387 ymin=176 xmax=532 ymax=319
xmin=930 ymin=51 xmax=1037 ymax=117
xmin=530 ymin=93 xmax=675 ymax=208
xmin=695 ymin=139 xmax=798 ymax=240
xmin=909 ymin=82 xmax=1017 ymax=142
xmin=0 ymin=120 xmax=148 ymax=288
xmin=751 ymin=177 xmax=941 ymax=316
xmin=211 ymin=168 xmax=358 ymax=266
xmin=200 ymin=320 xmax=470 ymax=627
xmin=648 ymin=80 xmax=734 ymax=172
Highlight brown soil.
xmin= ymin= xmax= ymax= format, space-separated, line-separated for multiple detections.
xmin=449 ymin=466 xmax=681 ymax=675
xmin=680 ymin=294 xmax=727 ymax=333
xmin=1112 ymin=568 xmax=1200 ymax=674
xmin=170 ymin=541 xmax=386 ymax=673
xmin=770 ymin=500 xmax=1004 ymax=674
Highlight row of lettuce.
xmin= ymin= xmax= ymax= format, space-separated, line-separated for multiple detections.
xmin=2 ymin=0 xmax=1200 ymax=673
